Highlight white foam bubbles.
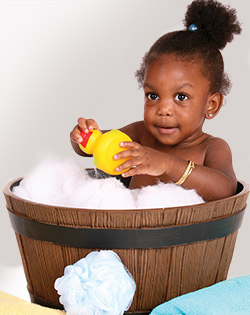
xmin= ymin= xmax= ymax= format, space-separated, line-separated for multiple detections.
xmin=13 ymin=156 xmax=204 ymax=209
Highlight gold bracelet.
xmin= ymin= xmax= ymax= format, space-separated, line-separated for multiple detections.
xmin=175 ymin=160 xmax=195 ymax=185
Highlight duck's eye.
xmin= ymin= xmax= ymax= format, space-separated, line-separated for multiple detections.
xmin=175 ymin=93 xmax=188 ymax=102
xmin=147 ymin=93 xmax=159 ymax=101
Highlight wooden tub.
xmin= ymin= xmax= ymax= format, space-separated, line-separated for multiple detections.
xmin=3 ymin=176 xmax=249 ymax=314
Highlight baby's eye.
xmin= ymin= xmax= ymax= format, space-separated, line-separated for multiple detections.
xmin=174 ymin=93 xmax=188 ymax=102
xmin=146 ymin=93 xmax=159 ymax=101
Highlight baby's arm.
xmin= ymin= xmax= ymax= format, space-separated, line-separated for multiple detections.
xmin=196 ymin=137 xmax=237 ymax=199
xmin=70 ymin=117 xmax=101 ymax=156
xmin=115 ymin=137 xmax=237 ymax=201
xmin=70 ymin=118 xmax=141 ymax=157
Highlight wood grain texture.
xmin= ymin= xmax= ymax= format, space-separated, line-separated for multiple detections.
xmin=3 ymin=179 xmax=249 ymax=313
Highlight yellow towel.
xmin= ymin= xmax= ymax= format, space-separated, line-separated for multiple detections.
xmin=0 ymin=290 xmax=65 ymax=315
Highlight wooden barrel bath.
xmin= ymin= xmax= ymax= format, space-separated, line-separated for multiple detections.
xmin=3 ymin=176 xmax=249 ymax=314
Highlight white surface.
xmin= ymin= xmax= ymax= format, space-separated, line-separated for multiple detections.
xmin=0 ymin=0 xmax=250 ymax=302
xmin=0 ymin=264 xmax=29 ymax=301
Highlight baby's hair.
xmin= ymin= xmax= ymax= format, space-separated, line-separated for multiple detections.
xmin=135 ymin=0 xmax=242 ymax=96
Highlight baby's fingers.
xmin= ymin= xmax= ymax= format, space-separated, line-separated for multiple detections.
xmin=117 ymin=158 xmax=147 ymax=177
xmin=116 ymin=159 xmax=137 ymax=176
xmin=120 ymin=141 xmax=141 ymax=149
xmin=113 ymin=142 xmax=141 ymax=160
xmin=70 ymin=125 xmax=84 ymax=143
xmin=78 ymin=118 xmax=99 ymax=133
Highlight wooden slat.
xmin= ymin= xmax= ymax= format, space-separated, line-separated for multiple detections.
xmin=3 ymin=178 xmax=249 ymax=313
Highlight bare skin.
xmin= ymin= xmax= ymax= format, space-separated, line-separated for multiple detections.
xmin=70 ymin=54 xmax=237 ymax=201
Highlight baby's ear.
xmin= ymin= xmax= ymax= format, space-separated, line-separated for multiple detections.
xmin=205 ymin=92 xmax=223 ymax=119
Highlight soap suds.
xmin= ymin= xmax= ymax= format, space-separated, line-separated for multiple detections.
xmin=13 ymin=156 xmax=204 ymax=209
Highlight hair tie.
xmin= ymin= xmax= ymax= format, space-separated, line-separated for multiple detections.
xmin=189 ymin=24 xmax=198 ymax=31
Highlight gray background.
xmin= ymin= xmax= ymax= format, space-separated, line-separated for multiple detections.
xmin=0 ymin=0 xmax=249 ymax=284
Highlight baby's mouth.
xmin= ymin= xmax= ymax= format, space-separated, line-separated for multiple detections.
xmin=155 ymin=125 xmax=178 ymax=135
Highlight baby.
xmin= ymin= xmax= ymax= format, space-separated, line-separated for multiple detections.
xmin=70 ymin=0 xmax=242 ymax=201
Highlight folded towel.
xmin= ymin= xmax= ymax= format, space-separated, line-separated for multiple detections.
xmin=0 ymin=290 xmax=65 ymax=315
xmin=150 ymin=275 xmax=250 ymax=315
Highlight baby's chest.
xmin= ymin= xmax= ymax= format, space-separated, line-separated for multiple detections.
xmin=139 ymin=131 xmax=209 ymax=166
xmin=129 ymin=174 xmax=165 ymax=189
xmin=142 ymin=141 xmax=207 ymax=166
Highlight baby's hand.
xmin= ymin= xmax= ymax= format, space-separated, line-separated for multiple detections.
xmin=70 ymin=117 xmax=100 ymax=144
xmin=114 ymin=141 xmax=167 ymax=177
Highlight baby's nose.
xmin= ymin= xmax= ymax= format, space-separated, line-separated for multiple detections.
xmin=157 ymin=100 xmax=174 ymax=116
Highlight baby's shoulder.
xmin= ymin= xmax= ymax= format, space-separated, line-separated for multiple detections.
xmin=204 ymin=135 xmax=232 ymax=158
xmin=120 ymin=121 xmax=145 ymax=142
xmin=205 ymin=135 xmax=231 ymax=149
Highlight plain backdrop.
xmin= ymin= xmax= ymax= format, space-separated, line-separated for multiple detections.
xmin=0 ymin=0 xmax=249 ymax=299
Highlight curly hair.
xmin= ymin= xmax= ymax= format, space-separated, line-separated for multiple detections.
xmin=135 ymin=0 xmax=242 ymax=95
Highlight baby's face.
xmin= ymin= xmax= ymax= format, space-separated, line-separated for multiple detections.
xmin=143 ymin=53 xmax=211 ymax=147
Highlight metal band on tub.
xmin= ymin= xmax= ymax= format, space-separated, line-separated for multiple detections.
xmin=7 ymin=207 xmax=245 ymax=249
